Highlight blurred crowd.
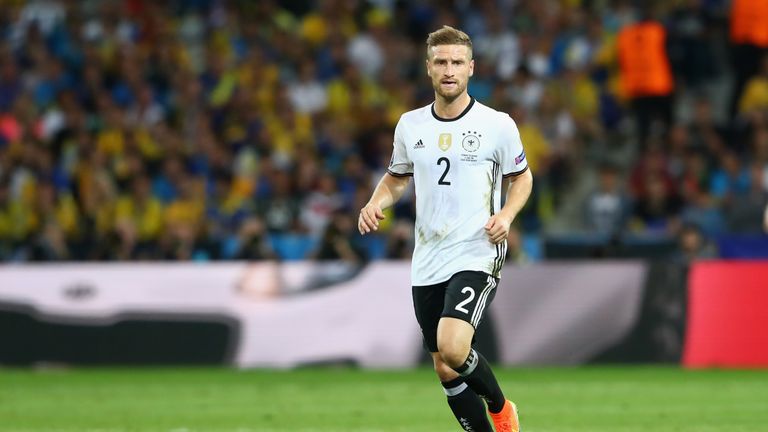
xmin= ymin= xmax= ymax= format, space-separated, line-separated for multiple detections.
xmin=0 ymin=0 xmax=766 ymax=263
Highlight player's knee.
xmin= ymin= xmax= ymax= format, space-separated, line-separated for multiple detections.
xmin=433 ymin=358 xmax=458 ymax=381
xmin=438 ymin=341 xmax=470 ymax=369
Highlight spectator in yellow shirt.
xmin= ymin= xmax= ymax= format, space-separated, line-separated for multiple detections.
xmin=739 ymin=56 xmax=768 ymax=115
xmin=114 ymin=174 xmax=164 ymax=245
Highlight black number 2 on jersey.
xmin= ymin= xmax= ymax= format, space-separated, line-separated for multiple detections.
xmin=437 ymin=157 xmax=451 ymax=185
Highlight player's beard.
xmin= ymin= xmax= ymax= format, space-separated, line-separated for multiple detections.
xmin=433 ymin=78 xmax=466 ymax=103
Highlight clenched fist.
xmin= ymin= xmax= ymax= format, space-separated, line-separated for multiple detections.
xmin=484 ymin=214 xmax=513 ymax=244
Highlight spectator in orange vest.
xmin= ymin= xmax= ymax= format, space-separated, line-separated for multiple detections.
xmin=617 ymin=10 xmax=675 ymax=148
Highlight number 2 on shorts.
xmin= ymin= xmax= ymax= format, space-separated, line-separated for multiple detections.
xmin=455 ymin=286 xmax=475 ymax=314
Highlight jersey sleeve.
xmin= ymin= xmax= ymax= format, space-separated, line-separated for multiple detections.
xmin=387 ymin=119 xmax=413 ymax=177
xmin=498 ymin=114 xmax=529 ymax=177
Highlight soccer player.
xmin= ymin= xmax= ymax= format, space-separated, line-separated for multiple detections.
xmin=358 ymin=26 xmax=532 ymax=432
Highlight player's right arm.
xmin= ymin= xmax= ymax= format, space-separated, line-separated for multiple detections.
xmin=360 ymin=118 xmax=412 ymax=235
xmin=358 ymin=173 xmax=411 ymax=234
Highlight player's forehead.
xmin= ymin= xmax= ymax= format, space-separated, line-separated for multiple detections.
xmin=428 ymin=44 xmax=472 ymax=60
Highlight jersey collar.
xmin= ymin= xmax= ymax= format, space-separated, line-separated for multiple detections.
xmin=431 ymin=96 xmax=476 ymax=122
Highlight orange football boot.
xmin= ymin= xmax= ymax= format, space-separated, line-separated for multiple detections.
xmin=489 ymin=400 xmax=520 ymax=432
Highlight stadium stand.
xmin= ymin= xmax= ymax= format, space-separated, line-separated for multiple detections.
xmin=0 ymin=0 xmax=765 ymax=262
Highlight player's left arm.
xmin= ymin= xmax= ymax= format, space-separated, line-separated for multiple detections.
xmin=485 ymin=169 xmax=533 ymax=244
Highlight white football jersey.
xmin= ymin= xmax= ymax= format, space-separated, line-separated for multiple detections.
xmin=388 ymin=98 xmax=529 ymax=286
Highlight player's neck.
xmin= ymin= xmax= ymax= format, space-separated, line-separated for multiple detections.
xmin=433 ymin=92 xmax=471 ymax=120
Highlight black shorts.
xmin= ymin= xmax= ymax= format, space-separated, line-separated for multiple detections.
xmin=412 ymin=271 xmax=498 ymax=353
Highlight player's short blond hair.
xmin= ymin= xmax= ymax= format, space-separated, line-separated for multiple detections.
xmin=426 ymin=25 xmax=473 ymax=59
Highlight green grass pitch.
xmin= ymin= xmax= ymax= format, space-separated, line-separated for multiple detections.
xmin=1 ymin=366 xmax=766 ymax=431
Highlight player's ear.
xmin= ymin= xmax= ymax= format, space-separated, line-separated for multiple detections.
xmin=469 ymin=58 xmax=475 ymax=77
xmin=425 ymin=58 xmax=430 ymax=76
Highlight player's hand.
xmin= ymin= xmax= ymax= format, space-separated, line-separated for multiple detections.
xmin=358 ymin=203 xmax=385 ymax=235
xmin=484 ymin=214 xmax=512 ymax=244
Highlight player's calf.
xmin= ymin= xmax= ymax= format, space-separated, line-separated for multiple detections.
xmin=452 ymin=348 xmax=506 ymax=414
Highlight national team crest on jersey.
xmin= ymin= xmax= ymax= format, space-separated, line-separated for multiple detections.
xmin=438 ymin=133 xmax=452 ymax=151
xmin=461 ymin=131 xmax=481 ymax=152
